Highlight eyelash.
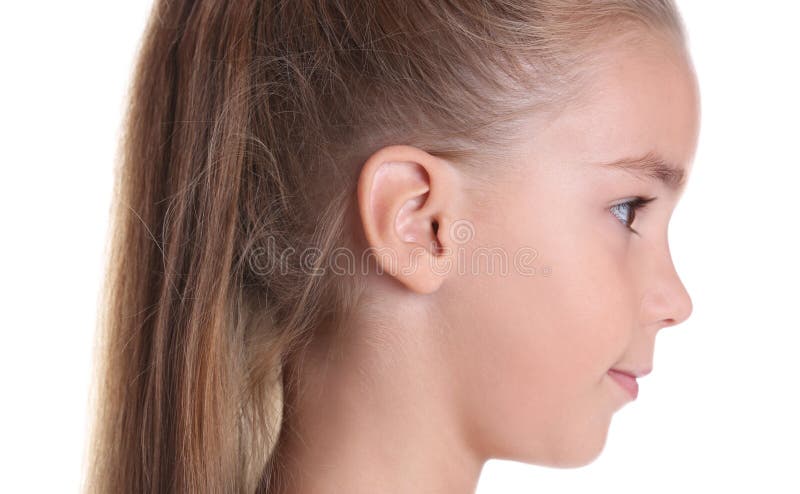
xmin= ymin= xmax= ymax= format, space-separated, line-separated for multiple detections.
xmin=610 ymin=196 xmax=657 ymax=236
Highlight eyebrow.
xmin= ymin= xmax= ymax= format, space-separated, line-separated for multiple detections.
xmin=594 ymin=150 xmax=687 ymax=191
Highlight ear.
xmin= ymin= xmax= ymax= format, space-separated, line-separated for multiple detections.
xmin=357 ymin=145 xmax=462 ymax=294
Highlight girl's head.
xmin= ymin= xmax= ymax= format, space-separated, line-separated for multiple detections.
xmin=87 ymin=1 xmax=698 ymax=491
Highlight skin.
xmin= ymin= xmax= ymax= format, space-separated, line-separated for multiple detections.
xmin=275 ymin=29 xmax=699 ymax=494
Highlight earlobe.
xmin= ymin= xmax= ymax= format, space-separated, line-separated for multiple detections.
xmin=357 ymin=145 xmax=460 ymax=294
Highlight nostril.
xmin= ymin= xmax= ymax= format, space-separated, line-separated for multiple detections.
xmin=656 ymin=318 xmax=677 ymax=331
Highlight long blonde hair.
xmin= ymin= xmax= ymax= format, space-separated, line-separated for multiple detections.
xmin=85 ymin=1 xmax=686 ymax=492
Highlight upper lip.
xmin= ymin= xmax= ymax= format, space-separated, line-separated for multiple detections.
xmin=610 ymin=367 xmax=652 ymax=378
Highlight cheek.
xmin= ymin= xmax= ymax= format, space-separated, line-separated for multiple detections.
xmin=445 ymin=208 xmax=636 ymax=462
xmin=472 ymin=201 xmax=634 ymax=378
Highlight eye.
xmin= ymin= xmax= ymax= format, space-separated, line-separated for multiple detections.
xmin=610 ymin=196 xmax=656 ymax=235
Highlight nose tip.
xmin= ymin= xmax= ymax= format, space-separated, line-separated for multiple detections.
xmin=658 ymin=283 xmax=693 ymax=330
xmin=640 ymin=270 xmax=693 ymax=331
xmin=680 ymin=291 xmax=693 ymax=323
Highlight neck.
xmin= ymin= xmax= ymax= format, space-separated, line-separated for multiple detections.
xmin=270 ymin=308 xmax=486 ymax=494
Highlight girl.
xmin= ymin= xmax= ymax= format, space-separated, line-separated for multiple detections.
xmin=86 ymin=0 xmax=699 ymax=492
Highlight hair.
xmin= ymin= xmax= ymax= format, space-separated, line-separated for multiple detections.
xmin=84 ymin=1 xmax=686 ymax=492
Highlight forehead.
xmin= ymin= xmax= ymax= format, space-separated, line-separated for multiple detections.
xmin=522 ymin=33 xmax=700 ymax=186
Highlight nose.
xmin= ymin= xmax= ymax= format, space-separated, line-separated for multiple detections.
xmin=639 ymin=248 xmax=694 ymax=331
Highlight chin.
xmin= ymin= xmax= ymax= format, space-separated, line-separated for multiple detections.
xmin=513 ymin=420 xmax=612 ymax=469
xmin=544 ymin=443 xmax=607 ymax=469
xmin=545 ymin=426 xmax=610 ymax=469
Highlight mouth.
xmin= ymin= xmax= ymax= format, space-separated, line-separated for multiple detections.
xmin=608 ymin=369 xmax=639 ymax=400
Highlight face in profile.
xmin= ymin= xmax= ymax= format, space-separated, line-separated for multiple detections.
xmin=287 ymin=30 xmax=700 ymax=488
xmin=432 ymin=32 xmax=699 ymax=467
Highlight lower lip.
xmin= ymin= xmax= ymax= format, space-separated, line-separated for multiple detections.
xmin=608 ymin=370 xmax=638 ymax=400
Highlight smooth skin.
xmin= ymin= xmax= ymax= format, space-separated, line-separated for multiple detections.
xmin=275 ymin=30 xmax=699 ymax=494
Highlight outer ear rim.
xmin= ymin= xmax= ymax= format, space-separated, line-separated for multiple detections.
xmin=357 ymin=144 xmax=441 ymax=250
xmin=356 ymin=145 xmax=460 ymax=294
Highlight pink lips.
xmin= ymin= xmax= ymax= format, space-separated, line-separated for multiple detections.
xmin=608 ymin=369 xmax=639 ymax=400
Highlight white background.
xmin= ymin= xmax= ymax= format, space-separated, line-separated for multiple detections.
xmin=1 ymin=1 xmax=798 ymax=492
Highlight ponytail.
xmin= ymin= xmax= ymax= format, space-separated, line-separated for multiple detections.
xmin=86 ymin=1 xmax=313 ymax=491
